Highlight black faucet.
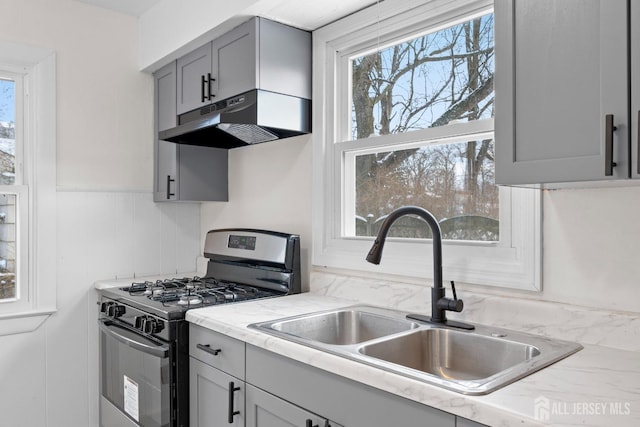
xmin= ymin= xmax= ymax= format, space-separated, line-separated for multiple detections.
xmin=366 ymin=206 xmax=474 ymax=330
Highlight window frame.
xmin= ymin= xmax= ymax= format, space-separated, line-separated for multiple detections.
xmin=312 ymin=0 xmax=541 ymax=291
xmin=0 ymin=40 xmax=57 ymax=334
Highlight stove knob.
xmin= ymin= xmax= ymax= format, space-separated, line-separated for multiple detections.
xmin=134 ymin=316 xmax=145 ymax=330
xmin=106 ymin=304 xmax=126 ymax=318
xmin=142 ymin=318 xmax=157 ymax=334
xmin=99 ymin=302 xmax=113 ymax=313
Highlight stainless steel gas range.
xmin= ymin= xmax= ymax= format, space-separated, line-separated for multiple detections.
xmin=98 ymin=228 xmax=301 ymax=427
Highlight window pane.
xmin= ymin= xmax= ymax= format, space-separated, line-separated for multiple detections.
xmin=351 ymin=13 xmax=494 ymax=140
xmin=354 ymin=139 xmax=499 ymax=241
xmin=0 ymin=194 xmax=16 ymax=300
xmin=0 ymin=78 xmax=16 ymax=185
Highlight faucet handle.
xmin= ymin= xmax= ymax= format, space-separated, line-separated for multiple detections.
xmin=440 ymin=281 xmax=463 ymax=312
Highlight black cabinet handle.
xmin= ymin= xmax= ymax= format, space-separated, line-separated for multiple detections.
xmin=196 ymin=343 xmax=221 ymax=356
xmin=605 ymin=114 xmax=617 ymax=176
xmin=305 ymin=420 xmax=319 ymax=427
xmin=228 ymin=381 xmax=240 ymax=423
xmin=166 ymin=175 xmax=175 ymax=199
xmin=201 ymin=74 xmax=207 ymax=103
xmin=207 ymin=73 xmax=216 ymax=99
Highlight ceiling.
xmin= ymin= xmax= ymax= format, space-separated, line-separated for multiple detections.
xmin=74 ymin=0 xmax=377 ymax=30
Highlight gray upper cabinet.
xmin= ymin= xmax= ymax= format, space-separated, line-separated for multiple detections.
xmin=214 ymin=17 xmax=311 ymax=101
xmin=156 ymin=62 xmax=177 ymax=132
xmin=154 ymin=62 xmax=228 ymax=202
xmin=175 ymin=17 xmax=311 ymax=117
xmin=495 ymin=0 xmax=631 ymax=185
xmin=176 ymin=43 xmax=216 ymax=115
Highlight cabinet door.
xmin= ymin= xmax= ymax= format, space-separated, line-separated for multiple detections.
xmin=632 ymin=2 xmax=640 ymax=179
xmin=177 ymin=43 xmax=213 ymax=115
xmin=495 ymin=0 xmax=629 ymax=185
xmin=190 ymin=358 xmax=244 ymax=427
xmin=155 ymin=62 xmax=176 ymax=132
xmin=246 ymin=384 xmax=334 ymax=427
xmin=214 ymin=18 xmax=258 ymax=101
xmin=154 ymin=62 xmax=179 ymax=201
xmin=155 ymin=140 xmax=178 ymax=201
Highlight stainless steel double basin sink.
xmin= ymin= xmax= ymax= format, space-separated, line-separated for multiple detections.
xmin=248 ymin=306 xmax=582 ymax=395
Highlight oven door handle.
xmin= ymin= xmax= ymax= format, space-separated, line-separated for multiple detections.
xmin=99 ymin=319 xmax=170 ymax=358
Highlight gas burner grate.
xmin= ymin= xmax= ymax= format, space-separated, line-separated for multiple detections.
xmin=120 ymin=276 xmax=284 ymax=309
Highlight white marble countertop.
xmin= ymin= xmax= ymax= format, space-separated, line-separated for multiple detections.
xmin=186 ymin=292 xmax=640 ymax=427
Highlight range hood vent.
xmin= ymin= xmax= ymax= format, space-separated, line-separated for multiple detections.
xmin=159 ymin=90 xmax=311 ymax=149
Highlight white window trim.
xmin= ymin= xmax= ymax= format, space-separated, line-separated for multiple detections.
xmin=0 ymin=40 xmax=57 ymax=335
xmin=311 ymin=0 xmax=541 ymax=291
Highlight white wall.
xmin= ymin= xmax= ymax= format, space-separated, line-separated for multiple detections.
xmin=0 ymin=1 xmax=202 ymax=426
xmin=542 ymin=186 xmax=640 ymax=313
xmin=201 ymin=135 xmax=313 ymax=287
xmin=0 ymin=0 xmax=154 ymax=190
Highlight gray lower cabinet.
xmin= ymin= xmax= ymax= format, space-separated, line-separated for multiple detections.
xmin=246 ymin=345 xmax=455 ymax=427
xmin=246 ymin=384 xmax=341 ymax=427
xmin=189 ymin=325 xmax=246 ymax=426
xmin=188 ymin=325 xmax=488 ymax=427
xmin=190 ymin=357 xmax=244 ymax=427
xmin=495 ymin=0 xmax=632 ymax=185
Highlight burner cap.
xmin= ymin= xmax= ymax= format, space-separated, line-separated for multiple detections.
xmin=177 ymin=295 xmax=202 ymax=306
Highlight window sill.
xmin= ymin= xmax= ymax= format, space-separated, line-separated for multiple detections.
xmin=0 ymin=309 xmax=56 ymax=336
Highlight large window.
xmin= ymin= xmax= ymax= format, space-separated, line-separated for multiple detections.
xmin=0 ymin=41 xmax=56 ymax=334
xmin=347 ymin=12 xmax=497 ymax=241
xmin=0 ymin=72 xmax=26 ymax=309
xmin=312 ymin=0 xmax=540 ymax=291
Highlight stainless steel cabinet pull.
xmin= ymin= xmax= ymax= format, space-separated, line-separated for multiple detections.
xmin=605 ymin=114 xmax=617 ymax=176
xmin=196 ymin=343 xmax=221 ymax=356
xmin=166 ymin=175 xmax=175 ymax=199
xmin=228 ymin=381 xmax=240 ymax=423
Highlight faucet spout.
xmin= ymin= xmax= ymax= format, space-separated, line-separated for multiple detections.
xmin=365 ymin=206 xmax=474 ymax=330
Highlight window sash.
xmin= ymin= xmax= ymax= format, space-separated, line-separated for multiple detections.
xmin=312 ymin=0 xmax=541 ymax=291
xmin=0 ymin=186 xmax=29 ymax=313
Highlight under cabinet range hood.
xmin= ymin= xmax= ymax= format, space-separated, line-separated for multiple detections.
xmin=159 ymin=90 xmax=311 ymax=149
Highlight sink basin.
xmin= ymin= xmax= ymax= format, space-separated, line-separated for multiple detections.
xmin=359 ymin=328 xmax=540 ymax=381
xmin=262 ymin=308 xmax=420 ymax=345
xmin=249 ymin=305 xmax=582 ymax=395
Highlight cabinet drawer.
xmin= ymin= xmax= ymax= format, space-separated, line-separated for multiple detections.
xmin=189 ymin=324 xmax=245 ymax=379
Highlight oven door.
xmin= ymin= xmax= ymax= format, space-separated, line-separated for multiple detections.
xmin=99 ymin=318 xmax=173 ymax=427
